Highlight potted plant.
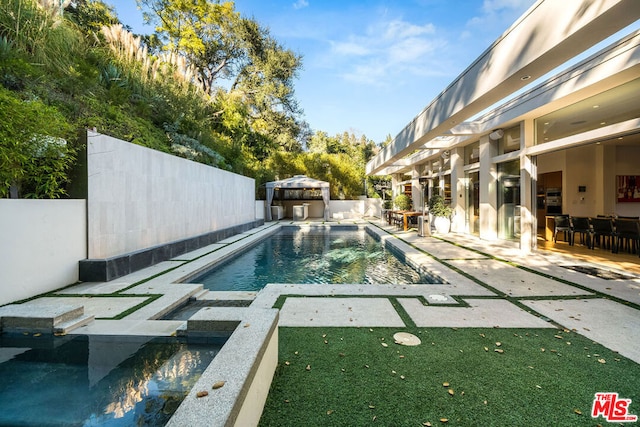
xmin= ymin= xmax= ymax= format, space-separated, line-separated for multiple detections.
xmin=428 ymin=194 xmax=453 ymax=233
xmin=394 ymin=194 xmax=412 ymax=211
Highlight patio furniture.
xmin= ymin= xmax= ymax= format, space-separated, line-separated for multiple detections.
xmin=590 ymin=217 xmax=615 ymax=251
xmin=270 ymin=205 xmax=284 ymax=220
xmin=293 ymin=204 xmax=309 ymax=221
xmin=553 ymin=215 xmax=572 ymax=244
xmin=571 ymin=216 xmax=593 ymax=248
xmin=614 ymin=218 xmax=640 ymax=256
xmin=389 ymin=211 xmax=403 ymax=229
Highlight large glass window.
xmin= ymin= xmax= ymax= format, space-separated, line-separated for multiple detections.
xmin=497 ymin=125 xmax=521 ymax=155
xmin=464 ymin=141 xmax=480 ymax=165
xmin=535 ymin=78 xmax=640 ymax=144
xmin=443 ymin=174 xmax=452 ymax=205
xmin=497 ymin=160 xmax=520 ymax=240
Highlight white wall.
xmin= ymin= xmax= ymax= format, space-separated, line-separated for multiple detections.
xmin=564 ymin=145 xmax=598 ymax=217
xmin=86 ymin=132 xmax=256 ymax=258
xmin=330 ymin=199 xmax=382 ymax=219
xmin=0 ymin=200 xmax=86 ymax=306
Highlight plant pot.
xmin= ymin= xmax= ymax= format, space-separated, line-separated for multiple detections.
xmin=433 ymin=216 xmax=451 ymax=234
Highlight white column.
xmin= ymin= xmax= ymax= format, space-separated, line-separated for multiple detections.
xmin=411 ymin=166 xmax=421 ymax=211
xmin=479 ymin=135 xmax=498 ymax=240
xmin=450 ymin=148 xmax=465 ymax=232
xmin=520 ymin=119 xmax=535 ymax=253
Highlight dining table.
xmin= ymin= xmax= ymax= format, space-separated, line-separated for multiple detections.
xmin=388 ymin=210 xmax=423 ymax=231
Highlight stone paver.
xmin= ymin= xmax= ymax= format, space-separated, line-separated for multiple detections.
xmin=55 ymin=281 xmax=133 ymax=295
xmin=520 ymin=298 xmax=640 ymax=364
xmin=446 ymin=259 xmax=593 ymax=297
xmin=399 ymin=298 xmax=555 ymax=328
xmin=73 ymin=319 xmax=185 ymax=336
xmin=279 ymin=297 xmax=405 ymax=327
xmin=412 ymin=238 xmax=490 ymax=260
xmin=171 ymin=243 xmax=225 ymax=261
xmin=32 ymin=296 xmax=148 ymax=319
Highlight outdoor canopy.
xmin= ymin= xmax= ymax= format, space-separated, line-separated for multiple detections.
xmin=265 ymin=175 xmax=330 ymax=221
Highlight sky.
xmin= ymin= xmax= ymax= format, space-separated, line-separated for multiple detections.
xmin=106 ymin=0 xmax=537 ymax=143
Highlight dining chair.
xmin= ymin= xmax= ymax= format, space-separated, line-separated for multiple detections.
xmin=590 ymin=217 xmax=615 ymax=251
xmin=553 ymin=215 xmax=573 ymax=245
xmin=614 ymin=219 xmax=640 ymax=256
xmin=571 ymin=217 xmax=593 ymax=248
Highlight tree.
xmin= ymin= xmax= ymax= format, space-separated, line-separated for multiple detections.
xmin=138 ymin=0 xmax=305 ymax=159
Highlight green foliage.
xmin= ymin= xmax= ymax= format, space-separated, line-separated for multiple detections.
xmin=0 ymin=87 xmax=76 ymax=198
xmin=0 ymin=0 xmax=372 ymax=199
xmin=428 ymin=194 xmax=453 ymax=217
xmin=0 ymin=0 xmax=84 ymax=75
xmin=393 ymin=193 xmax=412 ymax=210
xmin=264 ymin=151 xmax=365 ymax=200
xmin=367 ymin=176 xmax=391 ymax=199
xmin=164 ymin=118 xmax=229 ymax=169
xmin=65 ymin=0 xmax=121 ymax=39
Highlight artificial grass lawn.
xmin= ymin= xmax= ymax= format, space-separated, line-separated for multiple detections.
xmin=259 ymin=327 xmax=640 ymax=426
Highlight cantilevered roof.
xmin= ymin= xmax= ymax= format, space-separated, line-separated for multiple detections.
xmin=366 ymin=0 xmax=640 ymax=176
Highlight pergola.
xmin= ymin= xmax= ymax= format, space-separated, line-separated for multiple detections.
xmin=265 ymin=175 xmax=330 ymax=221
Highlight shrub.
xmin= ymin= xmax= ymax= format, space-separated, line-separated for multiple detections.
xmin=0 ymin=87 xmax=76 ymax=198
xmin=428 ymin=194 xmax=453 ymax=217
xmin=394 ymin=193 xmax=412 ymax=210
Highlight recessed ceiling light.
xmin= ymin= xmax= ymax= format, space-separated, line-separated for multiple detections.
xmin=520 ymin=75 xmax=531 ymax=81
xmin=593 ymin=105 xmax=600 ymax=109
xmin=600 ymin=122 xmax=606 ymax=125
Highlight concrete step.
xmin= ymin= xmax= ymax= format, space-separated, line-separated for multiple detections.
xmin=54 ymin=314 xmax=95 ymax=335
xmin=191 ymin=289 xmax=210 ymax=300
xmin=0 ymin=303 xmax=85 ymax=334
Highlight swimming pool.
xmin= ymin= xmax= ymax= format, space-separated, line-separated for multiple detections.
xmin=0 ymin=334 xmax=224 ymax=426
xmin=187 ymin=227 xmax=442 ymax=291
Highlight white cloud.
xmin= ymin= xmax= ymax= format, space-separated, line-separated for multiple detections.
xmin=329 ymin=17 xmax=446 ymax=86
xmin=331 ymin=40 xmax=371 ymax=56
xmin=482 ymin=0 xmax=534 ymax=14
xmin=293 ymin=0 xmax=309 ymax=10
xmin=387 ymin=37 xmax=440 ymax=63
xmin=469 ymin=0 xmax=536 ymax=29
xmin=382 ymin=20 xmax=435 ymax=41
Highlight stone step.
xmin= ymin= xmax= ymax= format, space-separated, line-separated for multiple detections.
xmin=54 ymin=314 xmax=96 ymax=335
xmin=0 ymin=303 xmax=85 ymax=334
xmin=190 ymin=289 xmax=210 ymax=300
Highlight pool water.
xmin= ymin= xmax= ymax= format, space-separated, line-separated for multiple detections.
xmin=0 ymin=334 xmax=223 ymax=427
xmin=188 ymin=228 xmax=442 ymax=291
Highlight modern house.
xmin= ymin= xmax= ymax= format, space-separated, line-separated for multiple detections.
xmin=366 ymin=0 xmax=640 ymax=252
